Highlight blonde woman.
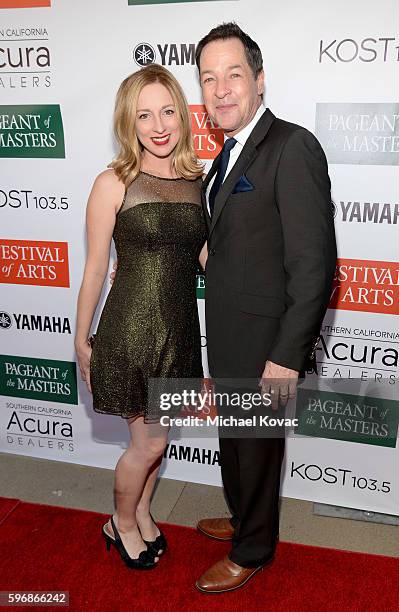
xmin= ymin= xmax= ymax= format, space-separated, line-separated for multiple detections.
xmin=75 ymin=65 xmax=206 ymax=570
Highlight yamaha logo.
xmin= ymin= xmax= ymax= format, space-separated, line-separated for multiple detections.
xmin=133 ymin=43 xmax=156 ymax=66
xmin=331 ymin=200 xmax=337 ymax=218
xmin=335 ymin=201 xmax=399 ymax=224
xmin=133 ymin=42 xmax=196 ymax=67
xmin=0 ymin=311 xmax=71 ymax=334
xmin=0 ymin=312 xmax=12 ymax=329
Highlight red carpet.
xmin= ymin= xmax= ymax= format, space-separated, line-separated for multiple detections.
xmin=0 ymin=498 xmax=398 ymax=611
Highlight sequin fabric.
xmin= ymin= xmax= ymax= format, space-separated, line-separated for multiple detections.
xmin=90 ymin=171 xmax=206 ymax=420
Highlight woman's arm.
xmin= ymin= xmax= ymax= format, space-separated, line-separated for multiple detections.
xmin=75 ymin=169 xmax=125 ymax=391
xmin=199 ymin=241 xmax=208 ymax=271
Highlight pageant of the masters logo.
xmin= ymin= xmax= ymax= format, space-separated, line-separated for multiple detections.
xmin=0 ymin=354 xmax=77 ymax=405
xmin=295 ymin=387 xmax=399 ymax=448
xmin=0 ymin=104 xmax=65 ymax=158
xmin=315 ymin=103 xmax=399 ymax=165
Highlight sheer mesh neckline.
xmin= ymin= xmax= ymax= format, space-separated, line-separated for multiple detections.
xmin=140 ymin=170 xmax=185 ymax=181
xmin=116 ymin=170 xmax=202 ymax=216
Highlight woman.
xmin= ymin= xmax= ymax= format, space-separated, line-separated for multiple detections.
xmin=75 ymin=64 xmax=206 ymax=570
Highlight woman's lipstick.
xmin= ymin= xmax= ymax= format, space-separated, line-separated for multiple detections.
xmin=151 ymin=135 xmax=170 ymax=146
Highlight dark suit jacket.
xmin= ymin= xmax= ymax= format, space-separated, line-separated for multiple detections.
xmin=202 ymin=108 xmax=337 ymax=379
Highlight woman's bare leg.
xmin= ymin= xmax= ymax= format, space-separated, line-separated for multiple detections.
xmin=136 ymin=422 xmax=169 ymax=549
xmin=136 ymin=456 xmax=163 ymax=540
xmin=104 ymin=416 xmax=168 ymax=560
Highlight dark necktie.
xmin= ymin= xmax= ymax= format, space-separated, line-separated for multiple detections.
xmin=208 ymin=137 xmax=237 ymax=217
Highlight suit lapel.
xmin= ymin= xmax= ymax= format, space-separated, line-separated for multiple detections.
xmin=209 ymin=108 xmax=276 ymax=236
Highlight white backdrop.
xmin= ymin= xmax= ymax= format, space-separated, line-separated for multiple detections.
xmin=1 ymin=0 xmax=398 ymax=517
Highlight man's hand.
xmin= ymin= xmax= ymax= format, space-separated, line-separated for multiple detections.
xmin=259 ymin=360 xmax=298 ymax=410
xmin=110 ymin=260 xmax=118 ymax=284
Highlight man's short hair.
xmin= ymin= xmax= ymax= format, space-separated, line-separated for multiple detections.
xmin=195 ymin=22 xmax=263 ymax=79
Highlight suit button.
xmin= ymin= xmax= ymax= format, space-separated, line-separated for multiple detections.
xmin=209 ymin=248 xmax=216 ymax=256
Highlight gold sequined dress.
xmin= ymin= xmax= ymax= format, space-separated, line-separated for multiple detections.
xmin=90 ymin=171 xmax=206 ymax=420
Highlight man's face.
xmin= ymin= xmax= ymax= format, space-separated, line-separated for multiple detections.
xmin=199 ymin=37 xmax=264 ymax=136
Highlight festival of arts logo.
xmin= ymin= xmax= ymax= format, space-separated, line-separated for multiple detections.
xmin=0 ymin=239 xmax=70 ymax=287
xmin=0 ymin=104 xmax=65 ymax=158
xmin=295 ymin=387 xmax=398 ymax=448
xmin=190 ymin=104 xmax=223 ymax=160
xmin=128 ymin=0 xmax=228 ymax=5
xmin=330 ymin=258 xmax=399 ymax=315
xmin=315 ymin=103 xmax=399 ymax=165
xmin=0 ymin=1 xmax=51 ymax=8
xmin=0 ymin=354 xmax=77 ymax=405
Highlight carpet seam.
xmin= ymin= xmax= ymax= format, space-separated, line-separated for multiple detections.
xmin=0 ymin=498 xmax=22 ymax=527
xmin=165 ymin=482 xmax=189 ymax=522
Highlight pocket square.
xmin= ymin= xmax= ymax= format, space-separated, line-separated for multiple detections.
xmin=232 ymin=174 xmax=254 ymax=193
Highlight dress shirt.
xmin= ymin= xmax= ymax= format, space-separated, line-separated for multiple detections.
xmin=206 ymin=104 xmax=266 ymax=214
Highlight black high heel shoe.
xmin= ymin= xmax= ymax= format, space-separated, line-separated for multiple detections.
xmin=102 ymin=516 xmax=158 ymax=570
xmin=142 ymin=513 xmax=167 ymax=557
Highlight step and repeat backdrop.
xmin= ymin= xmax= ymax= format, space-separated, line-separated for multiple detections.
xmin=1 ymin=0 xmax=398 ymax=516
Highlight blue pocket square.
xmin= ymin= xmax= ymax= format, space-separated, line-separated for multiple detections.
xmin=232 ymin=174 xmax=254 ymax=193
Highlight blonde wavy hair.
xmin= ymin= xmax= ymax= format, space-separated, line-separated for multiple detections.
xmin=109 ymin=64 xmax=203 ymax=186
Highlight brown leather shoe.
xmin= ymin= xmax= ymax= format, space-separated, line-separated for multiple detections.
xmin=197 ymin=517 xmax=234 ymax=541
xmin=196 ymin=556 xmax=263 ymax=593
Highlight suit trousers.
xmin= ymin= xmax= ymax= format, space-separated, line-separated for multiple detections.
xmin=216 ymin=386 xmax=286 ymax=568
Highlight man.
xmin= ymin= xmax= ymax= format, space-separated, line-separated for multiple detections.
xmin=195 ymin=23 xmax=337 ymax=593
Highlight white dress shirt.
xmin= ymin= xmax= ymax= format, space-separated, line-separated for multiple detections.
xmin=206 ymin=104 xmax=266 ymax=214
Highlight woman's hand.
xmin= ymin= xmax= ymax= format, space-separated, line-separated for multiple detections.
xmin=199 ymin=242 xmax=208 ymax=270
xmin=110 ymin=260 xmax=118 ymax=284
xmin=75 ymin=341 xmax=92 ymax=393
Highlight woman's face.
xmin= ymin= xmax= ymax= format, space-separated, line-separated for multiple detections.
xmin=135 ymin=82 xmax=181 ymax=159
